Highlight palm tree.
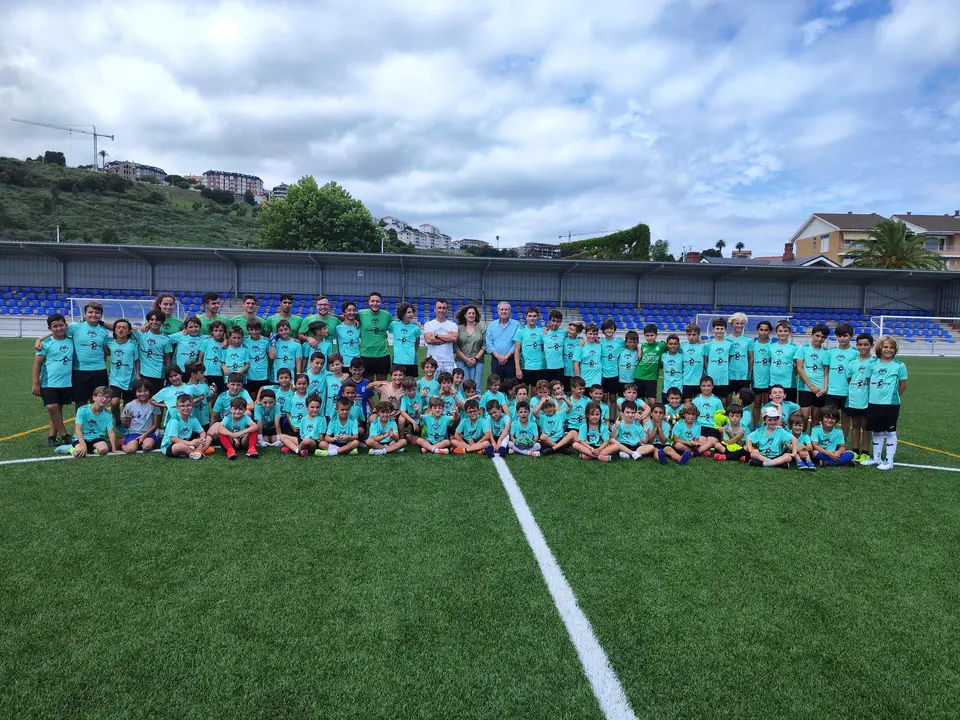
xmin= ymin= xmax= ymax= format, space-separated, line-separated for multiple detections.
xmin=735 ymin=241 xmax=745 ymax=252
xmin=845 ymin=218 xmax=947 ymax=270
xmin=715 ymin=238 xmax=726 ymax=255
xmin=98 ymin=150 xmax=109 ymax=169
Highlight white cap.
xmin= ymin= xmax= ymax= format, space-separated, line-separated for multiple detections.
xmin=762 ymin=406 xmax=781 ymax=419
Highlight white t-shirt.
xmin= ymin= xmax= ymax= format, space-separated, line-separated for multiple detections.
xmin=122 ymin=399 xmax=161 ymax=435
xmin=423 ymin=319 xmax=458 ymax=365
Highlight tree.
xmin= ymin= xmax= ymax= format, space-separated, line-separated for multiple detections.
xmin=845 ymin=218 xmax=947 ymax=270
xmin=43 ymin=151 xmax=66 ymax=166
xmin=101 ymin=227 xmax=120 ymax=244
xmin=700 ymin=248 xmax=721 ymax=258
xmin=559 ymin=223 xmax=651 ymax=260
xmin=244 ymin=189 xmax=256 ymax=206
xmin=98 ymin=150 xmax=109 ymax=169
xmin=651 ymin=238 xmax=675 ymax=262
xmin=715 ymin=238 xmax=726 ymax=255
xmin=255 ymin=176 xmax=382 ymax=253
xmin=140 ymin=175 xmax=158 ymax=184
xmin=735 ymin=241 xmax=745 ymax=252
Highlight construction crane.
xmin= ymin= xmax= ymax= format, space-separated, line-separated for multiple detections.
xmin=11 ymin=118 xmax=115 ymax=169
xmin=558 ymin=230 xmax=621 ymax=241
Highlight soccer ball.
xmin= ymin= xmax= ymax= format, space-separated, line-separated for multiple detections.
xmin=515 ymin=436 xmax=534 ymax=450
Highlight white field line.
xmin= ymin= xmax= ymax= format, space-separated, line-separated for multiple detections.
xmin=0 ymin=455 xmax=72 ymax=466
xmin=896 ymin=462 xmax=960 ymax=472
xmin=492 ymin=456 xmax=637 ymax=720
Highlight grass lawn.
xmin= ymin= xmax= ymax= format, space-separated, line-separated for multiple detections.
xmin=2 ymin=338 xmax=959 ymax=718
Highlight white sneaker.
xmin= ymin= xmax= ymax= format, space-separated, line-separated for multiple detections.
xmin=632 ymin=451 xmax=642 ymax=460
xmin=877 ymin=460 xmax=894 ymax=471
xmin=619 ymin=451 xmax=632 ymax=460
xmin=860 ymin=458 xmax=880 ymax=466
xmin=530 ymin=450 xmax=541 ymax=457
xmin=188 ymin=452 xmax=203 ymax=460
xmin=257 ymin=438 xmax=268 ymax=448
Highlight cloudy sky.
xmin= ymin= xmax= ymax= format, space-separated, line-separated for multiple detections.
xmin=1 ymin=0 xmax=959 ymax=254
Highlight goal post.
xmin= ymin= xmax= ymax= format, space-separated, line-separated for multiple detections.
xmin=868 ymin=315 xmax=960 ymax=357
xmin=694 ymin=312 xmax=791 ymax=335
xmin=68 ymin=297 xmax=182 ymax=325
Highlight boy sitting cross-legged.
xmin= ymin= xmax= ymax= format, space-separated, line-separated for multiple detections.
xmin=367 ymin=401 xmax=407 ymax=455
xmin=746 ymin=406 xmax=796 ymax=467
xmin=208 ymin=396 xmax=260 ymax=459
xmin=451 ymin=399 xmax=492 ymax=455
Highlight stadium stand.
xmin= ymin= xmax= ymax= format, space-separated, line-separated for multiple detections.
xmin=1 ymin=286 xmax=955 ymax=344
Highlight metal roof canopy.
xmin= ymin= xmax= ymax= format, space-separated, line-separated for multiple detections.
xmin=3 ymin=241 xmax=960 ymax=289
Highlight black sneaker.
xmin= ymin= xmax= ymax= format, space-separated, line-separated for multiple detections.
xmin=47 ymin=436 xmax=58 ymax=447
xmin=541 ymin=447 xmax=554 ymax=456
xmin=748 ymin=459 xmax=764 ymax=467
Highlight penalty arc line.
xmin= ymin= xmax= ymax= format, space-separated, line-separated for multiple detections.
xmin=492 ymin=456 xmax=637 ymax=720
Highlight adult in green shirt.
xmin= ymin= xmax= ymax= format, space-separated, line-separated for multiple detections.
xmin=357 ymin=291 xmax=395 ymax=380
xmin=229 ymin=294 xmax=264 ymax=337
xmin=152 ymin=293 xmax=184 ymax=335
xmin=300 ymin=296 xmax=341 ymax=345
xmin=634 ymin=323 xmax=666 ymax=405
xmin=263 ymin=293 xmax=303 ymax=337
xmin=198 ymin=291 xmax=228 ymax=335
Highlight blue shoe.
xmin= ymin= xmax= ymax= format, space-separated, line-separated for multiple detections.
xmin=656 ymin=449 xmax=668 ymax=465
xmin=485 ymin=446 xmax=495 ymax=458
xmin=678 ymin=450 xmax=693 ymax=465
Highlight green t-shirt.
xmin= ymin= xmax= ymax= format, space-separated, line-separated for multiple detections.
xmin=263 ymin=313 xmax=303 ymax=337
xmin=301 ymin=314 xmax=340 ymax=338
xmin=229 ymin=314 xmax=264 ymax=337
xmin=160 ymin=316 xmax=184 ymax=335
xmin=635 ymin=341 xmax=666 ymax=381
xmin=198 ymin=313 xmax=228 ymax=336
xmin=357 ymin=309 xmax=394 ymax=358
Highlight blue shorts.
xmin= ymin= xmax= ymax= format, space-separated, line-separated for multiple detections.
xmin=123 ymin=431 xmax=158 ymax=445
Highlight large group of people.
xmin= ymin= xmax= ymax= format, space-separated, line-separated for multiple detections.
xmin=31 ymin=290 xmax=908 ymax=469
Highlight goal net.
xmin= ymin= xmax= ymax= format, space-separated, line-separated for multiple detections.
xmin=694 ymin=313 xmax=791 ymax=335
xmin=869 ymin=315 xmax=960 ymax=357
xmin=68 ymin=297 xmax=182 ymax=325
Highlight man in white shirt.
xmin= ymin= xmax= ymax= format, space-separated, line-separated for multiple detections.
xmin=423 ymin=299 xmax=458 ymax=374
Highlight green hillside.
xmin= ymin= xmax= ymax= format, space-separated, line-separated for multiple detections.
xmin=0 ymin=157 xmax=256 ymax=247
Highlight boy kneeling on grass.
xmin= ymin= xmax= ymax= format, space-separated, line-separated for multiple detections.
xmin=70 ymin=386 xmax=120 ymax=458
xmin=745 ymin=406 xmax=796 ymax=467
xmin=208 ymin=397 xmax=260 ymax=459
xmin=162 ymin=393 xmax=213 ymax=460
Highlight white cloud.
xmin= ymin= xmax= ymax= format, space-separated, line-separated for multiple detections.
xmin=1 ymin=0 xmax=959 ymax=257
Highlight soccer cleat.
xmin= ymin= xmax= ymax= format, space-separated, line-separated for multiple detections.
xmin=749 ymin=459 xmax=764 ymax=467
xmin=436 ymin=448 xmax=449 ymax=455
xmin=580 ymin=453 xmax=591 ymax=460
xmin=701 ymin=450 xmax=712 ymax=458
xmin=656 ymin=449 xmax=668 ymax=465
xmin=281 ymin=446 xmax=291 ymax=454
xmin=314 ymin=448 xmax=327 ymax=457
xmin=541 ymin=448 xmax=554 ymax=456
xmin=225 ymin=447 xmax=237 ymax=460
xmin=246 ymin=451 xmax=259 ymax=459
xmin=860 ymin=458 xmax=879 ymax=466
xmin=877 ymin=460 xmax=894 ymax=471
xmin=678 ymin=450 xmax=693 ymax=465
xmin=453 ymin=448 xmax=466 ymax=455
xmin=47 ymin=436 xmax=58 ymax=447
xmin=598 ymin=454 xmax=610 ymax=462
xmin=856 ymin=453 xmax=870 ymax=463
xmin=204 ymin=447 xmax=217 ymax=456
xmin=370 ymin=449 xmax=387 ymax=456
xmin=257 ymin=438 xmax=268 ymax=448
xmin=807 ymin=460 xmax=817 ymax=471
xmin=497 ymin=447 xmax=509 ymax=458
xmin=349 ymin=448 xmax=358 ymax=455
xmin=485 ymin=446 xmax=495 ymax=458
xmin=299 ymin=449 xmax=308 ymax=457
xmin=188 ymin=452 xmax=203 ymax=460
xmin=530 ymin=450 xmax=541 ymax=458
xmin=713 ymin=453 xmax=727 ymax=462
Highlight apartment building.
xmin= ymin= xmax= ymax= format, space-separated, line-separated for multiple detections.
xmin=104 ymin=160 xmax=167 ymax=184
xmin=203 ymin=170 xmax=264 ymax=197
xmin=891 ymin=212 xmax=960 ymax=270
xmin=521 ymin=242 xmax=562 ymax=259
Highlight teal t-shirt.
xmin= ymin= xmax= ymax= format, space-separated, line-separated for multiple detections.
xmin=727 ymin=335 xmax=753 ymax=381
xmin=161 ymin=414 xmax=203 ymax=452
xmin=752 ymin=341 xmax=773 ymax=388
xmin=617 ymin=347 xmax=639 ymax=383
xmin=213 ymin=389 xmax=252 ymax=418
xmin=263 ymin=313 xmax=303 ymax=338
xmin=400 ymin=395 xmax=423 ymax=420
xmin=769 ymin=342 xmax=798 ymax=389
xmin=301 ymin=413 xmax=327 ymax=440
xmin=867 ymin=359 xmax=907 ymax=405
xmin=680 ymin=342 xmax=704 ymax=386
xmin=601 ymin=337 xmax=625 ymax=378
xmin=254 ymin=401 xmax=278 ymax=428
xmin=543 ymin=328 xmax=566 ymax=370
xmin=389 ymin=321 xmax=422 ymax=365
xmin=510 ymin=418 xmax=539 ymax=444
xmin=703 ymin=339 xmax=733 ymax=386
xmin=191 ymin=382 xmax=212 ymax=426
xmin=616 ymin=419 xmax=644 ymax=446
xmin=134 ymin=330 xmax=172 ymax=378
xmin=747 ymin=426 xmax=794 ymax=457
xmin=792 ymin=431 xmax=811 ymax=448
xmin=417 ymin=377 xmax=440 ymax=398
xmin=335 ymin=323 xmax=362 ymax=366
xmin=369 ymin=417 xmax=399 ymax=442
xmin=37 ymin=336 xmax=75 ymax=388
xmin=692 ymin=394 xmax=724 ymax=430
xmin=66 ymin=322 xmax=110 ymax=371
xmin=671 ymin=421 xmax=700 ymax=443
xmin=222 ymin=345 xmax=250 ymax=377
xmin=153 ymin=383 xmax=201 ymax=416
xmin=201 ymin=337 xmax=224 ymax=377
xmin=563 ymin=336 xmax=580 ymax=376
xmin=456 ymin=416 xmax=489 ymax=442
xmin=73 ymin=404 xmax=114 ymax=441
xmin=811 ymin=425 xmax=844 ymax=451
xmin=513 ymin=326 xmax=545 ymax=371
xmin=762 ymin=400 xmax=801 ymax=428
xmin=438 ymin=392 xmax=458 ymax=418
xmin=538 ymin=411 xmax=567 ymax=441
xmin=286 ymin=392 xmax=310 ymax=429
xmin=168 ymin=332 xmax=205 ymax=371
xmin=488 ymin=414 xmax=509 ymax=440
xmin=306 ymin=370 xmax=328 ymax=400
xmin=106 ymin=339 xmax=139 ymax=391
xmin=660 ymin=352 xmax=684 ymax=392
xmin=664 ymin=403 xmax=683 ymax=427
xmin=229 ymin=315 xmax=264 ymax=338
xmin=301 ymin=339 xmax=332 ymax=371
xmin=221 ymin=413 xmax=254 ymax=433
xmin=479 ymin=390 xmax=507 ymax=414
xmin=566 ymin=395 xmax=590 ymax=429
xmin=576 ymin=421 xmax=609 ymax=447
xmin=324 ymin=374 xmax=345 ymax=418
xmin=844 ymin=357 xmax=875 ymax=409
xmin=827 ymin=347 xmax=858 ymax=397
xmin=574 ymin=343 xmax=603 ymax=386
xmin=795 ymin=344 xmax=830 ymax=393
xmin=244 ymin=337 xmax=270 ymax=382
xmin=422 ymin=415 xmax=451 ymax=444
xmin=326 ymin=415 xmax=359 ymax=439
xmin=271 ymin=339 xmax=301 ymax=381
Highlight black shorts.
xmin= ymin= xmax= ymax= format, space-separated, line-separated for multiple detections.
xmin=72 ymin=369 xmax=109 ymax=406
xmin=401 ymin=364 xmax=419 ymax=378
xmin=712 ymin=384 xmax=730 ymax=399
xmin=279 ymin=417 xmax=298 ymax=438
xmin=521 ymin=369 xmax=543 ymax=387
xmin=824 ymin=394 xmax=847 ymax=410
xmin=846 ymin=406 xmax=867 ymax=418
xmin=729 ymin=378 xmax=751 ymax=394
xmin=602 ymin=376 xmax=621 ymax=395
xmin=205 ymin=375 xmax=224 ymax=393
xmin=751 ymin=386 xmax=769 ymax=397
xmin=562 ymin=375 xmax=574 ymax=393
xmin=783 ymin=387 xmax=798 ymax=403
xmin=636 ymin=379 xmax=658 ymax=399
xmin=362 ymin=355 xmax=391 ymax=378
xmin=543 ymin=369 xmax=564 ymax=384
xmin=74 ymin=436 xmax=105 ymax=447
xmin=40 ymin=386 xmax=73 ymax=407
xmin=110 ymin=385 xmax=135 ymax=403
xmin=246 ymin=379 xmax=269 ymax=398
xmin=682 ymin=384 xmax=701 ymax=400
xmin=797 ymin=390 xmax=826 ymax=408
xmin=620 ymin=442 xmax=639 ymax=452
xmin=866 ymin=403 xmax=900 ymax=433
xmin=701 ymin=427 xmax=722 ymax=440
xmin=140 ymin=375 xmax=164 ymax=393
